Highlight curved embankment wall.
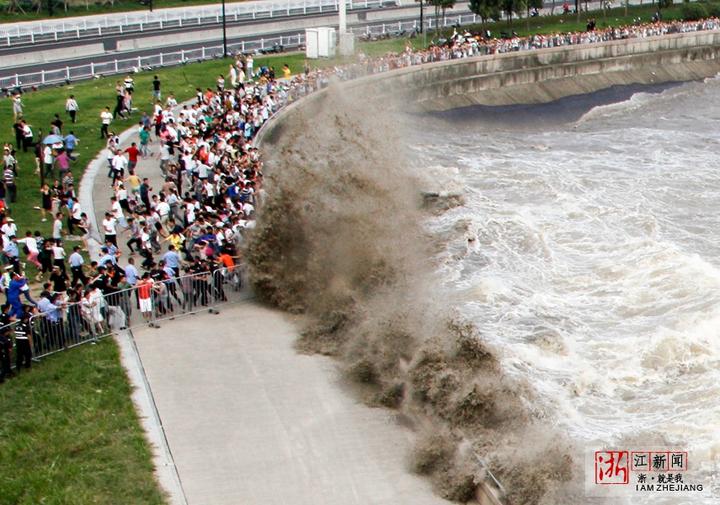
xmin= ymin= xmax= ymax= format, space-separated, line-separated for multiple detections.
xmin=252 ymin=31 xmax=720 ymax=505
xmin=261 ymin=29 xmax=720 ymax=138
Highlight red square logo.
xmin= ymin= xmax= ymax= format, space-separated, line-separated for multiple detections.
xmin=595 ymin=451 xmax=629 ymax=484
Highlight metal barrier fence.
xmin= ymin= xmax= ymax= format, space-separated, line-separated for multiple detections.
xmin=0 ymin=265 xmax=247 ymax=370
xmin=0 ymin=32 xmax=306 ymax=89
xmin=0 ymin=0 xmax=401 ymax=46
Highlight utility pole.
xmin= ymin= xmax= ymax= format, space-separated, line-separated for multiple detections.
xmin=338 ymin=0 xmax=354 ymax=56
xmin=221 ymin=0 xmax=228 ymax=56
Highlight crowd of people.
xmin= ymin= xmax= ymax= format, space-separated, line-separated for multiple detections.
xmin=2 ymin=14 xmax=720 ymax=382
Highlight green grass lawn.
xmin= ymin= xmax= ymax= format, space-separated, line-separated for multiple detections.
xmin=0 ymin=338 xmax=167 ymax=505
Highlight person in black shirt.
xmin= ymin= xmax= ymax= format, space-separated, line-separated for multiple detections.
xmin=49 ymin=265 xmax=68 ymax=293
xmin=190 ymin=257 xmax=210 ymax=306
xmin=50 ymin=114 xmax=63 ymax=134
xmin=0 ymin=303 xmax=13 ymax=382
xmin=152 ymin=76 xmax=161 ymax=101
xmin=14 ymin=310 xmax=31 ymax=370
xmin=12 ymin=122 xmax=23 ymax=149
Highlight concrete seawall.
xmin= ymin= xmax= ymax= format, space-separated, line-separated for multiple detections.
xmin=254 ymin=30 xmax=720 ymax=504
xmin=261 ymin=30 xmax=720 ymax=139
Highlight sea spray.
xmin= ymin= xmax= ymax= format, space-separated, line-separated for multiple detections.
xmin=246 ymin=82 xmax=579 ymax=504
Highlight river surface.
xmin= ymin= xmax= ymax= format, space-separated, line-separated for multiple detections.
xmin=416 ymin=79 xmax=720 ymax=503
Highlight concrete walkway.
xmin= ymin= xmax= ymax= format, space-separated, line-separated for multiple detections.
xmin=132 ymin=302 xmax=451 ymax=505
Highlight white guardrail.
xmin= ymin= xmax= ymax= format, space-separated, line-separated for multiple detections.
xmin=0 ymin=13 xmax=481 ymax=89
xmin=0 ymin=0 xmax=400 ymax=46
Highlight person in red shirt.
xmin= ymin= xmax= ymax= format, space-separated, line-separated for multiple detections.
xmin=136 ymin=272 xmax=156 ymax=327
xmin=125 ymin=142 xmax=140 ymax=172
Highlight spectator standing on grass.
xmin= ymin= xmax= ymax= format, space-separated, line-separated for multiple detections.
xmin=39 ymin=183 xmax=51 ymax=222
xmin=21 ymin=120 xmax=33 ymax=153
xmin=65 ymin=95 xmax=79 ymax=123
xmin=50 ymin=114 xmax=63 ymax=135
xmin=42 ymin=144 xmax=53 ymax=179
xmin=152 ymin=75 xmax=161 ymax=101
xmin=124 ymin=74 xmax=135 ymax=95
xmin=246 ymin=55 xmax=254 ymax=79
xmin=3 ymin=146 xmax=17 ymax=177
xmin=12 ymin=120 xmax=23 ymax=150
xmin=114 ymin=81 xmax=127 ymax=119
xmin=100 ymin=107 xmax=112 ymax=139
xmin=229 ymin=64 xmax=237 ymax=88
xmin=4 ymin=162 xmax=16 ymax=204
xmin=11 ymin=94 xmax=23 ymax=122
xmin=51 ymin=217 xmax=64 ymax=252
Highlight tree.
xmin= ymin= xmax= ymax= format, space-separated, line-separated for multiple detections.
xmin=439 ymin=0 xmax=456 ymax=26
xmin=428 ymin=0 xmax=456 ymax=32
xmin=501 ymin=0 xmax=527 ymax=26
xmin=469 ymin=0 xmax=502 ymax=29
xmin=526 ymin=0 xmax=542 ymax=29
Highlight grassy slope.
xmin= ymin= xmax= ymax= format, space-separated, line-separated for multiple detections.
xmin=0 ymin=338 xmax=166 ymax=505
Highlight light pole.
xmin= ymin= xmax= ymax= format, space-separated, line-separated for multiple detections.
xmin=419 ymin=0 xmax=424 ymax=34
xmin=222 ymin=0 xmax=228 ymax=57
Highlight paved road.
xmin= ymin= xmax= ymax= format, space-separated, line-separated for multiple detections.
xmin=131 ymin=302 xmax=453 ymax=505
xmin=0 ymin=10 xmax=441 ymax=84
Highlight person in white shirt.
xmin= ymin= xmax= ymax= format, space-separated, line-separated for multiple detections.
xmin=100 ymin=106 xmax=112 ymax=139
xmin=102 ymin=212 xmax=118 ymax=246
xmin=111 ymin=151 xmax=128 ymax=185
xmin=43 ymin=145 xmax=54 ymax=178
xmin=1 ymin=217 xmax=17 ymax=239
xmin=156 ymin=198 xmax=170 ymax=224
xmin=52 ymin=212 xmax=63 ymax=240
xmin=229 ymin=64 xmax=238 ymax=88
xmin=65 ymin=95 xmax=79 ymax=123
xmin=246 ymin=55 xmax=254 ymax=78
xmin=70 ymin=200 xmax=83 ymax=233
xmin=110 ymin=196 xmax=127 ymax=228
xmin=52 ymin=240 xmax=66 ymax=274
xmin=18 ymin=231 xmax=41 ymax=270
